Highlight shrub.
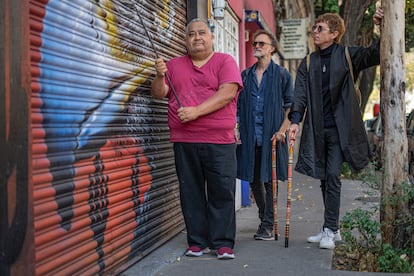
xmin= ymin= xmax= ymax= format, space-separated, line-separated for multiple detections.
xmin=377 ymin=243 xmax=413 ymax=273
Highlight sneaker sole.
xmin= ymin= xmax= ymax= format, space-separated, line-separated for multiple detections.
xmin=307 ymin=235 xmax=342 ymax=243
xmin=217 ymin=253 xmax=235 ymax=260
xmin=319 ymin=244 xmax=335 ymax=250
xmin=255 ymin=236 xmax=274 ymax=241
xmin=185 ymin=251 xmax=203 ymax=257
xmin=307 ymin=238 xmax=321 ymax=243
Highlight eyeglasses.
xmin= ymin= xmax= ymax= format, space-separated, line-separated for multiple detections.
xmin=312 ymin=25 xmax=330 ymax=33
xmin=252 ymin=41 xmax=271 ymax=47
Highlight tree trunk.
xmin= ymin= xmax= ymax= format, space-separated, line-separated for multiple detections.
xmin=341 ymin=0 xmax=377 ymax=111
xmin=379 ymin=0 xmax=411 ymax=249
xmin=341 ymin=0 xmax=375 ymax=45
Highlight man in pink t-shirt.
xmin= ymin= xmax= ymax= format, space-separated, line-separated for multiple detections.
xmin=151 ymin=18 xmax=242 ymax=260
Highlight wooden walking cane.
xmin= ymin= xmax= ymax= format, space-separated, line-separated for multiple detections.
xmin=285 ymin=136 xmax=295 ymax=248
xmin=272 ymin=139 xmax=278 ymax=241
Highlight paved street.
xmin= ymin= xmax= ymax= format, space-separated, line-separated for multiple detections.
xmin=121 ymin=165 xmax=404 ymax=276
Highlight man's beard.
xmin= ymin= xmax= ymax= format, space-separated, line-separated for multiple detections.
xmin=253 ymin=50 xmax=264 ymax=58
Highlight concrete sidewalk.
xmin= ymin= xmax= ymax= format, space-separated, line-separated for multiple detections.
xmin=121 ymin=169 xmax=407 ymax=276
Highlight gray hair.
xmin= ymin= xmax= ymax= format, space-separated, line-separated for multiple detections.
xmin=185 ymin=18 xmax=211 ymax=35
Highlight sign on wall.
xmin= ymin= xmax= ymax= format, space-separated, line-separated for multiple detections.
xmin=280 ymin=19 xmax=308 ymax=59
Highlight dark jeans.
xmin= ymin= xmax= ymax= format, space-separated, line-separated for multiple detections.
xmin=320 ymin=127 xmax=344 ymax=232
xmin=173 ymin=142 xmax=236 ymax=249
xmin=250 ymin=146 xmax=274 ymax=231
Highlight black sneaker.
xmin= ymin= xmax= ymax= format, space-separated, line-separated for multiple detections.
xmin=254 ymin=228 xmax=274 ymax=241
xmin=253 ymin=226 xmax=265 ymax=239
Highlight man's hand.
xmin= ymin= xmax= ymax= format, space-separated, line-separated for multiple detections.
xmin=373 ymin=6 xmax=384 ymax=26
xmin=154 ymin=58 xmax=167 ymax=77
xmin=151 ymin=57 xmax=169 ymax=99
xmin=288 ymin=124 xmax=299 ymax=146
xmin=271 ymin=131 xmax=286 ymax=143
xmin=234 ymin=124 xmax=241 ymax=144
xmin=177 ymin=106 xmax=199 ymax=123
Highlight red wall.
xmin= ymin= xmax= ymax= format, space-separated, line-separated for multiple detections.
xmin=227 ymin=0 xmax=276 ymax=70
xmin=244 ymin=0 xmax=276 ymax=33
xmin=244 ymin=0 xmax=276 ymax=68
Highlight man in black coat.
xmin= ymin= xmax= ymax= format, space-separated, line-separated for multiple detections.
xmin=288 ymin=8 xmax=384 ymax=249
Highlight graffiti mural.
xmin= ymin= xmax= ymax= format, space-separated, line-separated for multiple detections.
xmin=0 ymin=0 xmax=29 ymax=275
xmin=29 ymin=0 xmax=185 ymax=274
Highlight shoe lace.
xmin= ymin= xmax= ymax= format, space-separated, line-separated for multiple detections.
xmin=322 ymin=229 xmax=334 ymax=239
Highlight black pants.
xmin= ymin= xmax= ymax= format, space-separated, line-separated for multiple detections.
xmin=174 ymin=142 xmax=236 ymax=249
xmin=321 ymin=127 xmax=344 ymax=232
xmin=250 ymin=146 xmax=274 ymax=231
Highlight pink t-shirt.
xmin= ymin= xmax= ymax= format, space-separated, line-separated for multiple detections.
xmin=166 ymin=53 xmax=243 ymax=144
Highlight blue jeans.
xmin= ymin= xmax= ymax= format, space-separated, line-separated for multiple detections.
xmin=321 ymin=127 xmax=344 ymax=232
xmin=174 ymin=142 xmax=236 ymax=249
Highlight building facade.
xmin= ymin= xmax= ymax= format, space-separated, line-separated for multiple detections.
xmin=0 ymin=1 xmax=312 ymax=275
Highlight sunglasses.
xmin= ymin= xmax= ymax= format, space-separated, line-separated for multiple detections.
xmin=252 ymin=41 xmax=271 ymax=47
xmin=312 ymin=25 xmax=330 ymax=33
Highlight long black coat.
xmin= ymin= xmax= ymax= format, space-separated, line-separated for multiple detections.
xmin=290 ymin=41 xmax=380 ymax=179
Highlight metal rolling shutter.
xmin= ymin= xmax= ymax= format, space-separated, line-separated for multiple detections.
xmin=29 ymin=0 xmax=186 ymax=274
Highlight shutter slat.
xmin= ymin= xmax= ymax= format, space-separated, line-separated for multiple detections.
xmin=30 ymin=0 xmax=186 ymax=274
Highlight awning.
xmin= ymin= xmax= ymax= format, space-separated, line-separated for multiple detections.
xmin=244 ymin=10 xmax=272 ymax=34
xmin=244 ymin=10 xmax=285 ymax=59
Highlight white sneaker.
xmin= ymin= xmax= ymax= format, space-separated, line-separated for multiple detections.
xmin=307 ymin=229 xmax=341 ymax=243
xmin=319 ymin=228 xmax=335 ymax=249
